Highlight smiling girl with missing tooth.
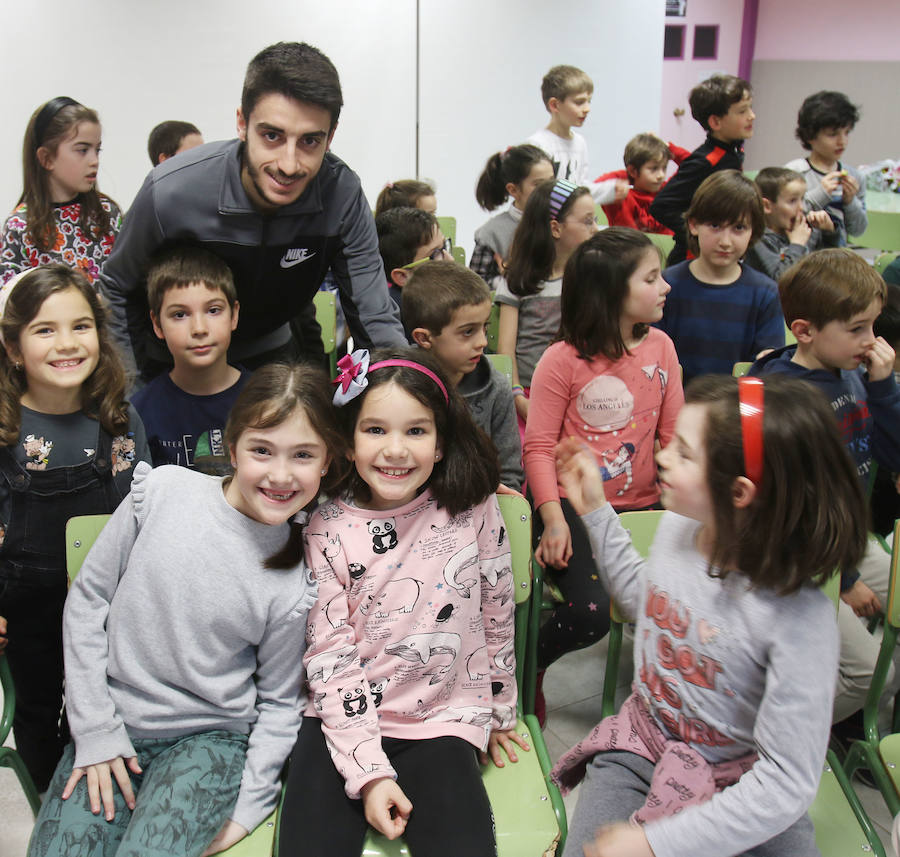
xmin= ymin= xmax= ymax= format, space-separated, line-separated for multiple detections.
xmin=279 ymin=347 xmax=526 ymax=857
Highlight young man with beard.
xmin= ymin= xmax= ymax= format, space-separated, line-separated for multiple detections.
xmin=100 ymin=42 xmax=404 ymax=381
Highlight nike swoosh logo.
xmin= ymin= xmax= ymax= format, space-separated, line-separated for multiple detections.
xmin=280 ymin=250 xmax=316 ymax=268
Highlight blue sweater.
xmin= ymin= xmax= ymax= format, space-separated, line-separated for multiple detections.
xmin=654 ymin=261 xmax=784 ymax=383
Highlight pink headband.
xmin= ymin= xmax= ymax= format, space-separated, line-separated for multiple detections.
xmin=332 ymin=349 xmax=448 ymax=406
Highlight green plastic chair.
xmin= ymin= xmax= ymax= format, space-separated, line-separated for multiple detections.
xmin=732 ymin=362 xmax=751 ymax=378
xmin=850 ymin=211 xmax=900 ymax=252
xmin=0 ymin=656 xmax=42 ymax=817
xmin=486 ymin=301 xmax=501 ymax=354
xmin=875 ymin=251 xmax=900 ymax=276
xmin=450 ymin=245 xmax=465 ymax=266
xmin=313 ymin=290 xmax=338 ymax=377
xmin=598 ymin=512 xmax=886 ymax=857
xmin=486 ymin=353 xmax=513 ymax=387
xmin=594 ymin=205 xmax=608 ymax=227
xmin=844 ymin=519 xmax=900 ymax=814
xmin=65 ymin=515 xmax=280 ymax=857
xmin=357 ymin=494 xmax=565 ymax=856
xmin=436 ymin=216 xmax=456 ymax=246
xmin=647 ymin=232 xmax=675 ymax=260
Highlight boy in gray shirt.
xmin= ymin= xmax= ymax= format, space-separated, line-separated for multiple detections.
xmin=403 ymin=261 xmax=524 ymax=492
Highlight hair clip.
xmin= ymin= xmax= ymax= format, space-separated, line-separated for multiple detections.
xmin=331 ymin=348 xmax=450 ymax=407
xmin=332 ymin=349 xmax=371 ymax=406
xmin=385 ymin=182 xmax=394 ymax=190
xmin=738 ymin=376 xmax=764 ymax=486
xmin=548 ymin=179 xmax=579 ymax=221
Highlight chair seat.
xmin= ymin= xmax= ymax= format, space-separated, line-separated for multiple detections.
xmin=809 ymin=753 xmax=887 ymax=856
xmin=219 ymin=812 xmax=277 ymax=856
xmin=362 ymin=718 xmax=560 ymax=857
xmin=879 ymin=733 xmax=900 ymax=798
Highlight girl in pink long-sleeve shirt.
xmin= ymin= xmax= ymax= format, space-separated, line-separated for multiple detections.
xmin=524 ymin=228 xmax=684 ymax=679
xmin=278 ymin=347 xmax=528 ymax=857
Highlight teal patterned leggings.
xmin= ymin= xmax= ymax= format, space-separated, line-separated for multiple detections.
xmin=28 ymin=730 xmax=247 ymax=857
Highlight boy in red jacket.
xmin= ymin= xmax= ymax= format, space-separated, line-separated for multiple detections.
xmin=596 ymin=133 xmax=689 ymax=234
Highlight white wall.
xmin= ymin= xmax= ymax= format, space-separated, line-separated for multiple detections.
xmin=0 ymin=0 xmax=663 ymax=257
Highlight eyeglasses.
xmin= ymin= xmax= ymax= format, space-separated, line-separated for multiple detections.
xmin=738 ymin=376 xmax=764 ymax=486
xmin=402 ymin=239 xmax=452 ymax=270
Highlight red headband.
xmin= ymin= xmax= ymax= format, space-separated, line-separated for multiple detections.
xmin=738 ymin=377 xmax=764 ymax=486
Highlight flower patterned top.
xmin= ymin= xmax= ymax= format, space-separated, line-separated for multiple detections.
xmin=0 ymin=195 xmax=122 ymax=286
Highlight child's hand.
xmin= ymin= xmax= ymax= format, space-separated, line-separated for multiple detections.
xmin=614 ymin=179 xmax=630 ymax=203
xmin=806 ymin=209 xmax=835 ymax=232
xmin=864 ymin=336 xmax=896 ymax=383
xmin=841 ymin=171 xmax=860 ymax=203
xmin=480 ymin=728 xmax=530 ymax=767
xmin=841 ymin=579 xmax=882 ymax=617
xmin=0 ymin=615 xmax=7 ymax=653
xmin=535 ymin=518 xmax=572 ymax=570
xmin=555 ymin=437 xmax=608 ymax=516
xmin=787 ymin=214 xmax=812 ymax=246
xmin=361 ymin=777 xmax=412 ymax=840
xmin=821 ymin=171 xmax=842 ymax=196
xmin=63 ymin=755 xmax=142 ymax=821
xmin=201 ymin=819 xmax=249 ymax=856
xmin=584 ymin=822 xmax=656 ymax=857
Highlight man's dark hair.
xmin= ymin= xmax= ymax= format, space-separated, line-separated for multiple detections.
xmin=242 ymin=42 xmax=343 ymax=129
xmin=147 ymin=120 xmax=201 ymax=165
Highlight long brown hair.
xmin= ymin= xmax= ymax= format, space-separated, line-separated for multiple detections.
xmin=224 ymin=363 xmax=349 ymax=569
xmin=20 ymin=99 xmax=116 ymax=252
xmin=0 ymin=265 xmax=129 ymax=446
xmin=686 ymin=374 xmax=867 ymax=594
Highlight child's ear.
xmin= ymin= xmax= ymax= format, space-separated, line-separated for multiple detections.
xmin=626 ymin=165 xmax=638 ymax=183
xmin=707 ymin=113 xmax=724 ymax=133
xmin=550 ymin=218 xmax=562 ymax=240
xmin=230 ymin=301 xmax=240 ymax=331
xmin=790 ymin=318 xmax=815 ymax=343
xmin=36 ymin=146 xmax=54 ymax=171
xmin=229 ymin=444 xmax=237 ymax=470
xmin=732 ymin=476 xmax=756 ymax=509
xmin=761 ymin=198 xmax=773 ymax=215
xmin=547 ymin=97 xmax=560 ymax=115
xmin=3 ymin=341 xmax=22 ymax=366
xmin=390 ymin=268 xmax=410 ymax=288
xmin=687 ymin=218 xmax=699 ymax=237
xmin=411 ymin=328 xmax=434 ymax=349
xmin=150 ymin=312 xmax=166 ymax=341
xmin=505 ymin=181 xmax=519 ymax=200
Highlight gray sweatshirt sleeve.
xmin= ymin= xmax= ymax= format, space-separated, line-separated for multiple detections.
xmin=63 ymin=490 xmax=141 ymax=768
xmin=97 ymin=171 xmax=165 ymax=378
xmin=229 ymin=576 xmax=316 ymax=832
xmin=842 ymin=165 xmax=868 ymax=238
xmin=644 ymin=590 xmax=837 ymax=857
xmin=580 ymin=504 xmax=646 ymax=621
xmin=327 ymin=184 xmax=405 ymax=349
xmin=487 ymin=367 xmax=524 ymax=493
xmin=745 ymin=233 xmax=808 ymax=281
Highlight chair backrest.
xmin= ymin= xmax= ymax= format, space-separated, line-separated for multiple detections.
xmin=614 ymin=510 xmax=664 ymax=623
xmin=885 ymin=519 xmax=900 ymax=629
xmin=732 ymin=362 xmax=751 ymax=377
xmin=65 ymin=514 xmax=112 ymax=584
xmin=0 ymin=656 xmax=16 ymax=747
xmin=496 ymin=494 xmax=532 ymax=696
xmin=486 ymin=301 xmax=500 ymax=353
xmin=450 ymin=245 xmax=465 ymax=266
xmin=875 ymin=250 xmax=900 ymax=276
xmin=485 ymin=353 xmax=513 ymax=387
xmin=436 ymin=216 xmax=457 ymax=245
xmin=313 ymin=291 xmax=338 ymax=375
xmin=648 ymin=232 xmax=675 ymax=259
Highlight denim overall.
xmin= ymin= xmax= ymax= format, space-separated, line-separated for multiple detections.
xmin=0 ymin=428 xmax=125 ymax=791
